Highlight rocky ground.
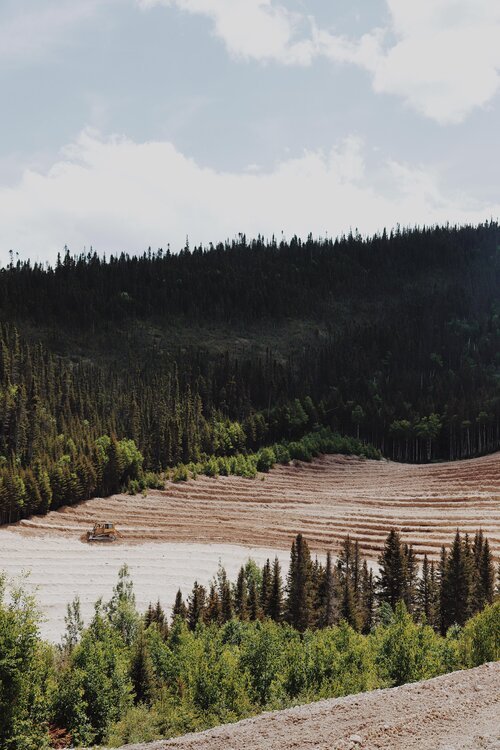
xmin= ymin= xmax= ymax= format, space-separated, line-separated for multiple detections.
xmin=118 ymin=662 xmax=500 ymax=750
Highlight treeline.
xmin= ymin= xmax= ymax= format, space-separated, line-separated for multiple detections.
xmin=0 ymin=315 xmax=380 ymax=523
xmin=0 ymin=221 xmax=499 ymax=515
xmin=161 ymin=529 xmax=498 ymax=638
xmin=1 ymin=530 xmax=499 ymax=749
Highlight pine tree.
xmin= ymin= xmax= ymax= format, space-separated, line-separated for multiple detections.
xmin=130 ymin=628 xmax=155 ymax=705
xmin=359 ymin=561 xmax=374 ymax=633
xmin=416 ymin=554 xmax=432 ymax=622
xmin=403 ymin=543 xmax=417 ymax=614
xmin=172 ymin=589 xmax=187 ymax=623
xmin=234 ymin=567 xmax=248 ymax=620
xmin=218 ymin=566 xmax=233 ymax=623
xmin=205 ymin=583 xmax=221 ymax=624
xmin=478 ymin=539 xmax=495 ymax=609
xmin=269 ymin=556 xmax=284 ymax=622
xmin=377 ymin=530 xmax=406 ymax=610
xmin=322 ymin=551 xmax=337 ymax=627
xmin=187 ymin=581 xmax=206 ymax=630
xmin=286 ymin=533 xmax=313 ymax=631
xmin=441 ymin=531 xmax=469 ymax=632
xmin=260 ymin=559 xmax=272 ymax=616
xmin=248 ymin=578 xmax=261 ymax=621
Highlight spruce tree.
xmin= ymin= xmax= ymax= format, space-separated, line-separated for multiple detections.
xmin=205 ymin=583 xmax=221 ymax=624
xmin=218 ymin=566 xmax=233 ymax=623
xmin=187 ymin=581 xmax=206 ymax=630
xmin=403 ymin=543 xmax=417 ymax=614
xmin=377 ymin=529 xmax=406 ymax=610
xmin=478 ymin=539 xmax=495 ymax=609
xmin=286 ymin=533 xmax=313 ymax=631
xmin=234 ymin=566 xmax=248 ymax=620
xmin=172 ymin=589 xmax=187 ymax=623
xmin=130 ymin=628 xmax=155 ymax=705
xmin=322 ymin=551 xmax=337 ymax=627
xmin=416 ymin=554 xmax=432 ymax=622
xmin=441 ymin=531 xmax=469 ymax=632
xmin=248 ymin=578 xmax=261 ymax=621
xmin=360 ymin=560 xmax=374 ymax=633
xmin=269 ymin=556 xmax=284 ymax=622
xmin=260 ymin=559 xmax=272 ymax=616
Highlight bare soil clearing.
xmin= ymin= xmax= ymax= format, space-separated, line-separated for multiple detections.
xmin=14 ymin=452 xmax=500 ymax=560
xmin=0 ymin=532 xmax=290 ymax=641
xmin=116 ymin=662 xmax=500 ymax=750
xmin=2 ymin=451 xmax=498 ymax=639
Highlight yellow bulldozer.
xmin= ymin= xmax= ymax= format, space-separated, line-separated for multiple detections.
xmin=86 ymin=522 xmax=122 ymax=542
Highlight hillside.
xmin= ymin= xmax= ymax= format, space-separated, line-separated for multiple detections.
xmin=0 ymin=222 xmax=500 ymax=526
xmin=115 ymin=663 xmax=500 ymax=750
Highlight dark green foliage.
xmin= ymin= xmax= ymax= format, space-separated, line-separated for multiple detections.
xmin=187 ymin=582 xmax=207 ymax=631
xmin=0 ymin=223 xmax=498 ymax=531
xmin=377 ymin=530 xmax=407 ymax=610
xmin=287 ymin=534 xmax=313 ymax=631
xmin=1 ymin=529 xmax=499 ymax=748
xmin=130 ymin=628 xmax=155 ymax=705
xmin=171 ymin=590 xmax=187 ymax=624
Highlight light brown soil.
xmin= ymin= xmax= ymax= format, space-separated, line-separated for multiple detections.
xmin=15 ymin=452 xmax=500 ymax=560
xmin=116 ymin=662 xmax=500 ymax=750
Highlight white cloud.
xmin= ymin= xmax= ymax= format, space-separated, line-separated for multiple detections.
xmin=138 ymin=0 xmax=314 ymax=64
xmin=366 ymin=1 xmax=500 ymax=123
xmin=0 ymin=129 xmax=497 ymax=264
xmin=0 ymin=0 xmax=106 ymax=66
xmin=138 ymin=0 xmax=500 ymax=123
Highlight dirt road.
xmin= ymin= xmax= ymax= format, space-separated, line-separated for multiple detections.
xmin=118 ymin=662 xmax=500 ymax=750
xmin=15 ymin=451 xmax=500 ymax=560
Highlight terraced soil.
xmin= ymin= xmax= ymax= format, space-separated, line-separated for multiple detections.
xmin=15 ymin=451 xmax=500 ymax=560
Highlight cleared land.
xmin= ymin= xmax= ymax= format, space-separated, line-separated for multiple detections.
xmin=118 ymin=662 xmax=500 ymax=750
xmin=2 ymin=451 xmax=499 ymax=640
xmin=14 ymin=451 xmax=500 ymax=559
xmin=0 ymin=533 xmax=290 ymax=641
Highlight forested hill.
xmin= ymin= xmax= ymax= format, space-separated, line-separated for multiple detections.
xmin=0 ymin=222 xmax=499 ymax=523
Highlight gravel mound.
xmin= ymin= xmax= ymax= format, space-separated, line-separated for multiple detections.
xmin=117 ymin=663 xmax=500 ymax=750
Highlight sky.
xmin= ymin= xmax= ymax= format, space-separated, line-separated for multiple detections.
xmin=1 ymin=0 xmax=500 ymax=263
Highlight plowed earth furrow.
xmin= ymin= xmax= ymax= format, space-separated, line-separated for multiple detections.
xmin=11 ymin=452 xmax=500 ymax=560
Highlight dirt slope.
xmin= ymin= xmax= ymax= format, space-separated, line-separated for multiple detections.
xmin=15 ymin=451 xmax=500 ymax=560
xmin=117 ymin=663 xmax=500 ymax=750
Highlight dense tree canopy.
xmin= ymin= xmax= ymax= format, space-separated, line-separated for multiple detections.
xmin=0 ymin=222 xmax=499 ymax=523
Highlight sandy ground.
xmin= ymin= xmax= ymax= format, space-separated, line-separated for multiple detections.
xmin=12 ymin=452 xmax=500 ymax=559
xmin=0 ymin=532 xmax=290 ymax=641
xmin=117 ymin=662 xmax=500 ymax=750
xmin=1 ymin=451 xmax=499 ymax=641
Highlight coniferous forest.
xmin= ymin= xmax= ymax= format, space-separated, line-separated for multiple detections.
xmin=0 ymin=221 xmax=500 ymax=522
xmin=1 ymin=529 xmax=499 ymax=748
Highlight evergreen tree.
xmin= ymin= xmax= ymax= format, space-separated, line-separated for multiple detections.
xmin=260 ymin=559 xmax=272 ymax=616
xmin=130 ymin=628 xmax=155 ymax=705
xmin=172 ymin=589 xmax=187 ymax=623
xmin=248 ymin=578 xmax=261 ymax=621
xmin=187 ymin=582 xmax=206 ymax=630
xmin=322 ymin=551 xmax=337 ymax=627
xmin=441 ymin=531 xmax=470 ymax=632
xmin=205 ymin=582 xmax=221 ymax=624
xmin=218 ymin=566 xmax=233 ymax=623
xmin=360 ymin=561 xmax=374 ymax=633
xmin=377 ymin=530 xmax=406 ymax=610
xmin=269 ymin=556 xmax=284 ymax=622
xmin=234 ymin=566 xmax=248 ymax=620
xmin=286 ymin=533 xmax=313 ymax=631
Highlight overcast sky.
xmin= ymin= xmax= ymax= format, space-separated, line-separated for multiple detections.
xmin=1 ymin=0 xmax=500 ymax=263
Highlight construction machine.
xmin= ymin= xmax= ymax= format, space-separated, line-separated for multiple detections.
xmin=86 ymin=522 xmax=122 ymax=542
